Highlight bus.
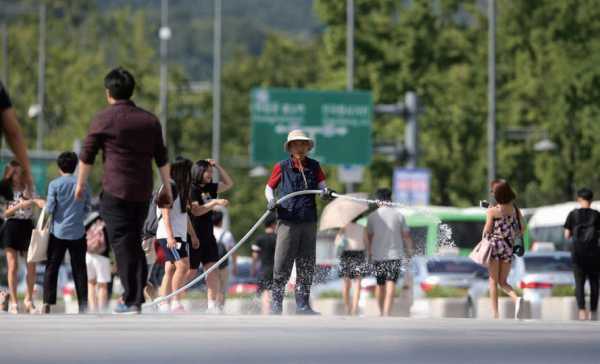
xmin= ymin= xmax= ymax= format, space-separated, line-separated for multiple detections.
xmin=398 ymin=206 xmax=532 ymax=257
xmin=527 ymin=202 xmax=600 ymax=251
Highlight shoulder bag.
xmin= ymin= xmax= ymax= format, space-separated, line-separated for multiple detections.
xmin=27 ymin=213 xmax=51 ymax=263
xmin=512 ymin=204 xmax=525 ymax=257
xmin=469 ymin=233 xmax=492 ymax=268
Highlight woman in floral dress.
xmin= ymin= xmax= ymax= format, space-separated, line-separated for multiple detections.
xmin=483 ymin=179 xmax=527 ymax=319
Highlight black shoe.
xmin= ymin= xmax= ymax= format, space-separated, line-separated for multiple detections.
xmin=296 ymin=306 xmax=321 ymax=316
xmin=0 ymin=179 xmax=13 ymax=201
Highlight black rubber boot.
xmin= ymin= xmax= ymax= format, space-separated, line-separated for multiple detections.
xmin=295 ymin=285 xmax=320 ymax=315
xmin=270 ymin=282 xmax=285 ymax=315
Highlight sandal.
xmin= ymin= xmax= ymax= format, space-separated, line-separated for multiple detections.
xmin=24 ymin=301 xmax=37 ymax=314
xmin=9 ymin=303 xmax=18 ymax=314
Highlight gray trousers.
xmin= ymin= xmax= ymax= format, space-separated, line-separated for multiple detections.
xmin=273 ymin=220 xmax=317 ymax=290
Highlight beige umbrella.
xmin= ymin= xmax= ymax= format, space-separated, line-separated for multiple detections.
xmin=319 ymin=192 xmax=370 ymax=231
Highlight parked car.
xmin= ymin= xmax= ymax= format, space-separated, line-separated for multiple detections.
xmin=468 ymin=251 xmax=576 ymax=318
xmin=409 ymin=255 xmax=488 ymax=317
xmin=228 ymin=257 xmax=259 ymax=296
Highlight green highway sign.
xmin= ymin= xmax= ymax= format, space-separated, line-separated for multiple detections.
xmin=250 ymin=88 xmax=372 ymax=165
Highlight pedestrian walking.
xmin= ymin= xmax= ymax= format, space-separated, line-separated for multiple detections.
xmin=187 ymin=158 xmax=233 ymax=313
xmin=251 ymin=216 xmax=278 ymax=314
xmin=564 ymin=187 xmax=600 ymax=321
xmin=42 ymin=151 xmax=91 ymax=314
xmin=213 ymin=209 xmax=237 ymax=311
xmin=0 ymin=80 xmax=34 ymax=193
xmin=336 ymin=218 xmax=367 ymax=316
xmin=483 ymin=179 xmax=526 ymax=319
xmin=365 ymin=188 xmax=413 ymax=317
xmin=265 ymin=130 xmax=335 ymax=315
xmin=76 ymin=68 xmax=173 ymax=314
xmin=0 ymin=160 xmax=45 ymax=314
xmin=156 ymin=157 xmax=199 ymax=313
xmin=85 ymin=216 xmax=112 ymax=314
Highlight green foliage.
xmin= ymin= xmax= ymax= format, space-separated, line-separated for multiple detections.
xmin=424 ymin=286 xmax=466 ymax=298
xmin=5 ymin=0 xmax=600 ymax=248
xmin=317 ymin=290 xmax=344 ymax=299
xmin=551 ymin=285 xmax=576 ymax=297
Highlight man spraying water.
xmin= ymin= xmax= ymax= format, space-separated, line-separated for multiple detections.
xmin=265 ymin=130 xmax=335 ymax=315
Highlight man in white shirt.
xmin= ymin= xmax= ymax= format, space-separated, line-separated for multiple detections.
xmin=365 ymin=188 xmax=413 ymax=317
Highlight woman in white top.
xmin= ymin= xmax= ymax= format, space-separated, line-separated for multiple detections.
xmin=335 ymin=217 xmax=367 ymax=316
xmin=156 ymin=157 xmax=199 ymax=313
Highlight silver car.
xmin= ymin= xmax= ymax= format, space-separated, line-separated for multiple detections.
xmin=469 ymin=251 xmax=575 ymax=319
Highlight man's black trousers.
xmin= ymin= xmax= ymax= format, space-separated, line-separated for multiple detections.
xmin=101 ymin=191 xmax=148 ymax=307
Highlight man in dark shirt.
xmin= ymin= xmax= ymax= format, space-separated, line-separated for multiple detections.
xmin=251 ymin=216 xmax=277 ymax=314
xmin=76 ymin=68 xmax=172 ymax=314
xmin=0 ymin=81 xmax=34 ymax=195
xmin=564 ymin=187 xmax=600 ymax=321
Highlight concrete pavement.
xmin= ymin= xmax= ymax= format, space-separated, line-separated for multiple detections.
xmin=1 ymin=315 xmax=599 ymax=364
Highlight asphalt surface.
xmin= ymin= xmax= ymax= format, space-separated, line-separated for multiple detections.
xmin=1 ymin=314 xmax=599 ymax=364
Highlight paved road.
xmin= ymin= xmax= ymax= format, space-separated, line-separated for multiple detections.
xmin=1 ymin=315 xmax=599 ymax=364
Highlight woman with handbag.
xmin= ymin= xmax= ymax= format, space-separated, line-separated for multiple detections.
xmin=0 ymin=160 xmax=45 ymax=314
xmin=484 ymin=179 xmax=527 ymax=319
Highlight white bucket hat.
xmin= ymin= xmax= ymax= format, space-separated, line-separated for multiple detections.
xmin=283 ymin=129 xmax=315 ymax=152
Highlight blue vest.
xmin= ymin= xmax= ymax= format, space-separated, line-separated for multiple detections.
xmin=276 ymin=157 xmax=319 ymax=222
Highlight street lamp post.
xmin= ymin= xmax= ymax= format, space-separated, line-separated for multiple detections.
xmin=212 ymin=0 xmax=222 ymax=182
xmin=159 ymin=0 xmax=170 ymax=146
xmin=487 ymin=0 xmax=496 ymax=203
xmin=36 ymin=4 xmax=46 ymax=151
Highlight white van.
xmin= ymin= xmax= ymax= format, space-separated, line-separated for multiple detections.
xmin=527 ymin=202 xmax=600 ymax=251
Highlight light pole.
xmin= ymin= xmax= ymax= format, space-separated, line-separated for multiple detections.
xmin=212 ymin=0 xmax=222 ymax=181
xmin=487 ymin=0 xmax=496 ymax=203
xmin=159 ymin=0 xmax=170 ymax=145
xmin=36 ymin=4 xmax=46 ymax=151
xmin=1 ymin=22 xmax=7 ymax=86
xmin=345 ymin=0 xmax=355 ymax=193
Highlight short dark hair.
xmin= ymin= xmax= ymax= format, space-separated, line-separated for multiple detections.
xmin=264 ymin=216 xmax=277 ymax=228
xmin=375 ymin=188 xmax=392 ymax=202
xmin=577 ymin=188 xmax=594 ymax=201
xmin=57 ymin=151 xmax=78 ymax=174
xmin=104 ymin=68 xmax=135 ymax=100
xmin=212 ymin=210 xmax=223 ymax=225
xmin=490 ymin=179 xmax=516 ymax=204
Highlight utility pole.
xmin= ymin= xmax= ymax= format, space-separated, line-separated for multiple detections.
xmin=159 ymin=0 xmax=170 ymax=145
xmin=487 ymin=0 xmax=496 ymax=202
xmin=36 ymin=4 xmax=46 ymax=151
xmin=212 ymin=0 xmax=222 ymax=181
xmin=345 ymin=0 xmax=355 ymax=193
xmin=404 ymin=92 xmax=419 ymax=169
xmin=1 ymin=22 xmax=7 ymax=86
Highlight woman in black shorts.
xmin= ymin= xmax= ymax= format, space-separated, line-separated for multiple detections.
xmin=187 ymin=158 xmax=233 ymax=313
xmin=335 ymin=218 xmax=367 ymax=316
xmin=0 ymin=160 xmax=45 ymax=313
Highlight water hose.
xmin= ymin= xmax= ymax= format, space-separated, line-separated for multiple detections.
xmin=142 ymin=189 xmax=324 ymax=309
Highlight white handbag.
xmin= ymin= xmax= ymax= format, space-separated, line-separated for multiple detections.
xmin=27 ymin=213 xmax=51 ymax=263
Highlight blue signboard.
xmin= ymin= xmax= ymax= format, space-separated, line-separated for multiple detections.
xmin=393 ymin=168 xmax=430 ymax=206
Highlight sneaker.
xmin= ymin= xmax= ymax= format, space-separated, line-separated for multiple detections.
xmin=113 ymin=301 xmax=141 ymax=315
xmin=158 ymin=304 xmax=171 ymax=314
xmin=171 ymin=303 xmax=186 ymax=314
xmin=515 ymin=297 xmax=523 ymax=320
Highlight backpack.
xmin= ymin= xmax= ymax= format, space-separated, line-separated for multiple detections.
xmin=142 ymin=188 xmax=162 ymax=238
xmin=571 ymin=210 xmax=600 ymax=263
xmin=142 ymin=181 xmax=178 ymax=239
xmin=86 ymin=220 xmax=106 ymax=255
xmin=216 ymin=230 xmax=229 ymax=270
